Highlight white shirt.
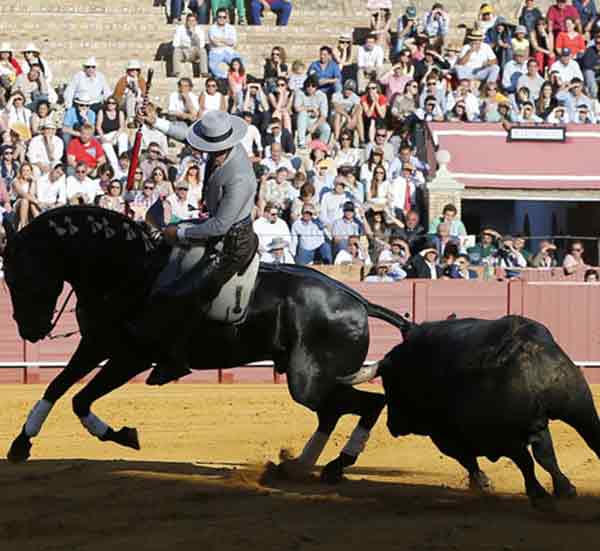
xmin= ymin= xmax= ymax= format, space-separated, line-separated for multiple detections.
xmin=168 ymin=91 xmax=200 ymax=114
xmin=501 ymin=60 xmax=527 ymax=90
xmin=368 ymin=180 xmax=392 ymax=207
xmin=27 ymin=135 xmax=64 ymax=167
xmin=335 ymin=248 xmax=372 ymax=269
xmin=4 ymin=105 xmax=32 ymax=127
xmin=253 ymin=216 xmax=292 ymax=254
xmin=35 ymin=173 xmax=67 ymax=206
xmin=320 ymin=192 xmax=348 ymax=227
xmin=261 ymin=156 xmax=294 ymax=175
xmin=389 ymin=176 xmax=417 ymax=210
xmin=208 ymin=23 xmax=237 ymax=52
xmin=66 ymin=176 xmax=102 ymax=204
xmin=550 ymin=59 xmax=583 ymax=84
xmin=141 ymin=124 xmax=168 ymax=154
xmin=202 ymin=92 xmax=223 ymax=113
xmin=240 ymin=123 xmax=262 ymax=156
xmin=357 ymin=45 xmax=384 ymax=70
xmin=172 ymin=24 xmax=206 ymax=49
xmin=459 ymin=43 xmax=496 ymax=70
xmin=64 ymin=70 xmax=112 ymax=108
xmin=167 ymin=193 xmax=196 ymax=220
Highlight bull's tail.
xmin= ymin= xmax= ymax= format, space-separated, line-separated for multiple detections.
xmin=558 ymin=383 xmax=600 ymax=459
xmin=366 ymin=302 xmax=414 ymax=338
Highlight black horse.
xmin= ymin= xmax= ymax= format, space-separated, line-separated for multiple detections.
xmin=1 ymin=206 xmax=410 ymax=481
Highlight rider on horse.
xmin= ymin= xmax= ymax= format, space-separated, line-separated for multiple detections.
xmin=132 ymin=109 xmax=258 ymax=385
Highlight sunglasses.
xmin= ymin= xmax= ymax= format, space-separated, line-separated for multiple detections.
xmin=272 ymin=52 xmax=281 ymax=57
xmin=206 ymin=83 xmax=217 ymax=88
xmin=375 ymin=171 xmax=385 ymax=175
xmin=269 ymin=211 xmax=279 ymax=216
xmin=302 ymin=211 xmax=313 ymax=215
xmin=76 ymin=170 xmax=87 ymax=174
xmin=277 ymin=83 xmax=287 ymax=87
xmin=376 ymin=133 xmax=386 ymax=138
xmin=135 ymin=170 xmax=143 ymax=175
xmin=217 ymin=15 xmax=227 ymax=18
xmin=107 ymin=101 xmax=117 ymax=105
xmin=149 ymin=150 xmax=160 ymax=154
xmin=84 ymin=65 xmax=96 ymax=69
xmin=572 ymin=248 xmax=583 ymax=252
xmin=13 ymin=97 xmax=23 ymax=101
xmin=368 ymin=86 xmax=378 ymax=90
xmin=109 ymin=185 xmax=120 ymax=189
xmin=143 ymin=185 xmax=155 ymax=190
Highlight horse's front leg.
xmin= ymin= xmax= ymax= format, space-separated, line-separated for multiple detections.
xmin=7 ymin=339 xmax=106 ymax=462
xmin=71 ymin=355 xmax=148 ymax=450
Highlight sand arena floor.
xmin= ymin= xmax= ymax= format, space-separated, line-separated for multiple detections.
xmin=2 ymin=384 xmax=600 ymax=550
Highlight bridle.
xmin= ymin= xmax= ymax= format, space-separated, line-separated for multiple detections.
xmin=48 ymin=288 xmax=78 ymax=340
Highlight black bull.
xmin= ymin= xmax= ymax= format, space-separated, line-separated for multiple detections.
xmin=1 ymin=207 xmax=411 ymax=482
xmin=378 ymin=315 xmax=600 ymax=509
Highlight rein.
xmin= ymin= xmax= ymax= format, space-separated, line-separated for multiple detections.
xmin=48 ymin=289 xmax=79 ymax=340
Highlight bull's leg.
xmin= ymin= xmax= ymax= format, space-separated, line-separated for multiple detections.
xmin=71 ymin=356 xmax=148 ymax=450
xmin=319 ymin=386 xmax=386 ymax=484
xmin=508 ymin=446 xmax=554 ymax=511
xmin=7 ymin=340 xmax=104 ymax=463
xmin=530 ymin=428 xmax=576 ymax=499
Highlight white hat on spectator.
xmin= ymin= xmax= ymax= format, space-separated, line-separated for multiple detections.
xmin=186 ymin=111 xmax=247 ymax=152
xmin=74 ymin=93 xmax=93 ymax=106
xmin=22 ymin=43 xmax=40 ymax=53
xmin=83 ymin=57 xmax=97 ymax=67
xmin=40 ymin=119 xmax=57 ymax=130
xmin=127 ymin=59 xmax=142 ymax=70
xmin=268 ymin=237 xmax=289 ymax=252
xmin=0 ymin=42 xmax=13 ymax=54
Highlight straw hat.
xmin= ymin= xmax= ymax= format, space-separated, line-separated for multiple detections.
xmin=0 ymin=42 xmax=13 ymax=54
xmin=22 ymin=43 xmax=40 ymax=53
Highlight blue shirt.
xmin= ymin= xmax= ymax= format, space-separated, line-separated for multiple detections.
xmin=291 ymin=218 xmax=326 ymax=252
xmin=308 ymin=59 xmax=342 ymax=95
xmin=63 ymin=106 xmax=96 ymax=130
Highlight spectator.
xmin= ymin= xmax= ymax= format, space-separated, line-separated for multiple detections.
xmin=514 ymin=235 xmax=533 ymax=265
xmin=261 ymin=142 xmax=294 ymax=176
xmin=446 ymin=99 xmax=470 ymax=121
xmin=309 ymin=157 xmax=334 ymax=196
xmin=30 ymin=100 xmax=52 ymax=136
xmin=477 ymin=4 xmax=497 ymax=33
xmin=308 ymin=46 xmax=342 ymax=96
xmin=390 ymin=80 xmax=419 ymax=127
xmin=27 ymin=119 xmax=63 ymax=176
xmin=563 ymin=240 xmax=587 ymax=274
xmin=546 ymin=100 xmax=571 ymax=122
xmin=467 ymin=228 xmax=499 ymax=265
xmin=368 ymin=2 xmax=392 ymax=53
xmin=263 ymin=118 xmax=294 ymax=156
xmin=502 ymin=49 xmax=529 ymax=94
xmin=66 ymin=123 xmax=106 ymax=175
xmin=333 ymin=34 xmax=353 ymax=77
xmin=333 ymin=130 xmax=362 ymax=169
xmin=65 ymin=162 xmax=102 ymax=205
xmin=64 ymin=57 xmax=111 ymax=111
xmin=113 ymin=59 xmax=146 ymax=123
xmin=584 ymin=268 xmax=599 ymax=282
xmin=250 ymin=0 xmax=292 ymax=26
xmin=390 ymin=162 xmax=421 ymax=219
xmin=447 ymin=77 xmax=480 ymax=121
xmin=33 ymin=163 xmax=67 ymax=212
xmin=263 ymin=47 xmax=288 ymax=94
xmin=2 ymin=92 xmax=32 ymax=141
xmin=208 ymin=8 xmax=242 ymax=80
xmin=0 ymin=43 xmax=21 ymax=108
xmin=452 ymin=253 xmax=478 ymax=279
xmin=259 ymin=166 xmax=295 ymax=211
xmin=395 ymin=6 xmax=419 ymax=56
xmin=13 ymin=65 xmax=48 ymax=111
xmin=129 ymin=179 xmax=159 ymax=222
xmin=413 ymin=49 xmax=450 ymax=83
xmin=360 ymin=82 xmax=388 ymax=142
xmin=517 ymin=58 xmax=545 ymax=99
xmin=364 ymin=261 xmax=395 ymax=282
xmin=268 ymin=77 xmax=293 ymax=133
xmin=563 ymin=77 xmax=594 ymax=114
xmin=555 ymin=17 xmax=586 ymax=58
xmin=516 ymin=100 xmax=544 ymax=121
xmin=172 ymin=13 xmax=208 ymax=79
xmin=428 ymin=203 xmax=466 ymax=236
xmin=0 ymin=146 xmax=19 ymax=193
xmin=240 ymin=111 xmax=263 ymax=161
xmin=294 ymin=76 xmax=331 ymax=150
xmin=357 ymin=34 xmax=384 ymax=94
xmin=511 ymin=25 xmax=531 ymax=53
xmin=20 ymin=43 xmax=53 ymax=93
xmin=573 ymin=102 xmax=597 ymax=122
xmin=535 ymin=80 xmax=558 ymax=117
xmin=212 ymin=0 xmax=248 ymax=25
xmin=96 ymin=96 xmax=129 ymax=175
xmin=574 ymin=0 xmax=598 ymax=34
xmin=62 ymin=93 xmax=96 ymax=149
xmin=431 ymin=221 xmax=460 ymax=257
xmin=140 ymin=142 xmax=169 ymax=182
xmin=422 ymin=3 xmax=450 ymax=50
xmin=290 ymin=182 xmax=318 ymax=222
xmin=496 ymin=235 xmax=527 ymax=277
xmin=226 ymin=57 xmax=247 ymax=101
xmin=455 ymin=29 xmax=500 ymax=85
xmin=176 ymin=164 xmax=203 ymax=207
xmin=168 ymin=77 xmax=199 ymax=124
xmin=262 ymin=237 xmax=295 ymax=264
xmin=95 ymin=164 xmax=115 ymax=195
xmin=582 ymin=35 xmax=600 ymax=100
xmin=378 ymin=235 xmax=411 ymax=276
xmin=485 ymin=17 xmax=513 ymax=69
xmin=331 ymin=80 xmax=363 ymax=144
xmin=334 ymin=235 xmax=373 ymax=270
xmin=531 ymin=18 xmax=555 ymax=75
xmin=253 ymin=202 xmax=292 ymax=255
xmin=547 ymin=0 xmax=581 ymax=38
xmin=414 ymin=94 xmax=444 ymax=121
xmin=235 ymin=81 xmax=269 ymax=132
xmin=331 ymin=202 xmax=370 ymax=255
xmin=320 ymin=177 xmax=352 ymax=229
xmin=519 ymin=0 xmax=544 ymax=32
xmin=13 ymin=162 xmax=38 ymax=229
xmin=99 ymin=179 xmax=126 ymax=214
xmin=290 ymin=204 xmax=332 ymax=265
xmin=406 ymin=244 xmax=443 ymax=279
xmin=288 ymin=60 xmax=307 ymax=92
xmin=166 ymin=180 xmax=196 ymax=222
xmin=380 ymin=55 xmax=414 ymax=102
xmin=532 ymin=240 xmax=559 ymax=267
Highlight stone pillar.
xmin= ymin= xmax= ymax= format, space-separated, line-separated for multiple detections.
xmin=425 ymin=150 xmax=465 ymax=226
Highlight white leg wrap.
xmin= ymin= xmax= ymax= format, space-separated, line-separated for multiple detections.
xmin=342 ymin=425 xmax=371 ymax=457
xmin=298 ymin=431 xmax=329 ymax=466
xmin=24 ymin=399 xmax=53 ymax=437
xmin=80 ymin=413 xmax=109 ymax=438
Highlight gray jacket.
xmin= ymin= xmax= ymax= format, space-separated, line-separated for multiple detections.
xmin=158 ymin=119 xmax=257 ymax=240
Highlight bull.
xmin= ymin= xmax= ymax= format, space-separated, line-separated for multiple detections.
xmin=376 ymin=315 xmax=600 ymax=509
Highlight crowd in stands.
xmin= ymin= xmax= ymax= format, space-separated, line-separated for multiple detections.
xmin=0 ymin=0 xmax=599 ymax=281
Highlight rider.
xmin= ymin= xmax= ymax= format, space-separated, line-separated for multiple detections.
xmin=132 ymin=109 xmax=258 ymax=385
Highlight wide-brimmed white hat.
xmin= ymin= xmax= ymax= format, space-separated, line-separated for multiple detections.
xmin=74 ymin=93 xmax=93 ymax=106
xmin=0 ymin=42 xmax=13 ymax=53
xmin=268 ymin=237 xmax=288 ymax=252
xmin=40 ymin=119 xmax=57 ymax=129
xmin=186 ymin=111 xmax=247 ymax=152
xmin=22 ymin=42 xmax=40 ymax=53
xmin=83 ymin=57 xmax=97 ymax=67
xmin=127 ymin=59 xmax=141 ymax=70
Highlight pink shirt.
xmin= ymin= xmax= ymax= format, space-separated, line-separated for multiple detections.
xmin=380 ymin=73 xmax=411 ymax=100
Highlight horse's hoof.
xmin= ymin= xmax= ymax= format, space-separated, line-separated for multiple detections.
xmin=321 ymin=458 xmax=344 ymax=485
xmin=101 ymin=427 xmax=140 ymax=450
xmin=468 ymin=471 xmax=494 ymax=495
xmin=554 ymin=482 xmax=577 ymax=499
xmin=7 ymin=431 xmax=32 ymax=463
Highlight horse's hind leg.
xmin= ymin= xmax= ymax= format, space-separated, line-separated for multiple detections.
xmin=71 ymin=355 xmax=148 ymax=450
xmin=7 ymin=339 xmax=104 ymax=463
xmin=530 ymin=427 xmax=576 ymax=498
xmin=318 ymin=385 xmax=385 ymax=484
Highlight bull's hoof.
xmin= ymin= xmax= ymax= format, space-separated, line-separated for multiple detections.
xmin=468 ymin=470 xmax=494 ymax=494
xmin=554 ymin=481 xmax=577 ymax=499
xmin=530 ymin=493 xmax=556 ymax=512
xmin=321 ymin=458 xmax=344 ymax=485
xmin=100 ymin=427 xmax=140 ymax=450
xmin=7 ymin=431 xmax=32 ymax=463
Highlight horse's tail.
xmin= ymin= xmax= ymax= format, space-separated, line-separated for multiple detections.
xmin=366 ymin=302 xmax=415 ymax=338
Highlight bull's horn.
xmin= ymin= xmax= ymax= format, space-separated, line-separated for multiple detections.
xmin=337 ymin=361 xmax=380 ymax=386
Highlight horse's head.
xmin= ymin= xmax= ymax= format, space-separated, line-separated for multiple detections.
xmin=2 ymin=218 xmax=63 ymax=342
